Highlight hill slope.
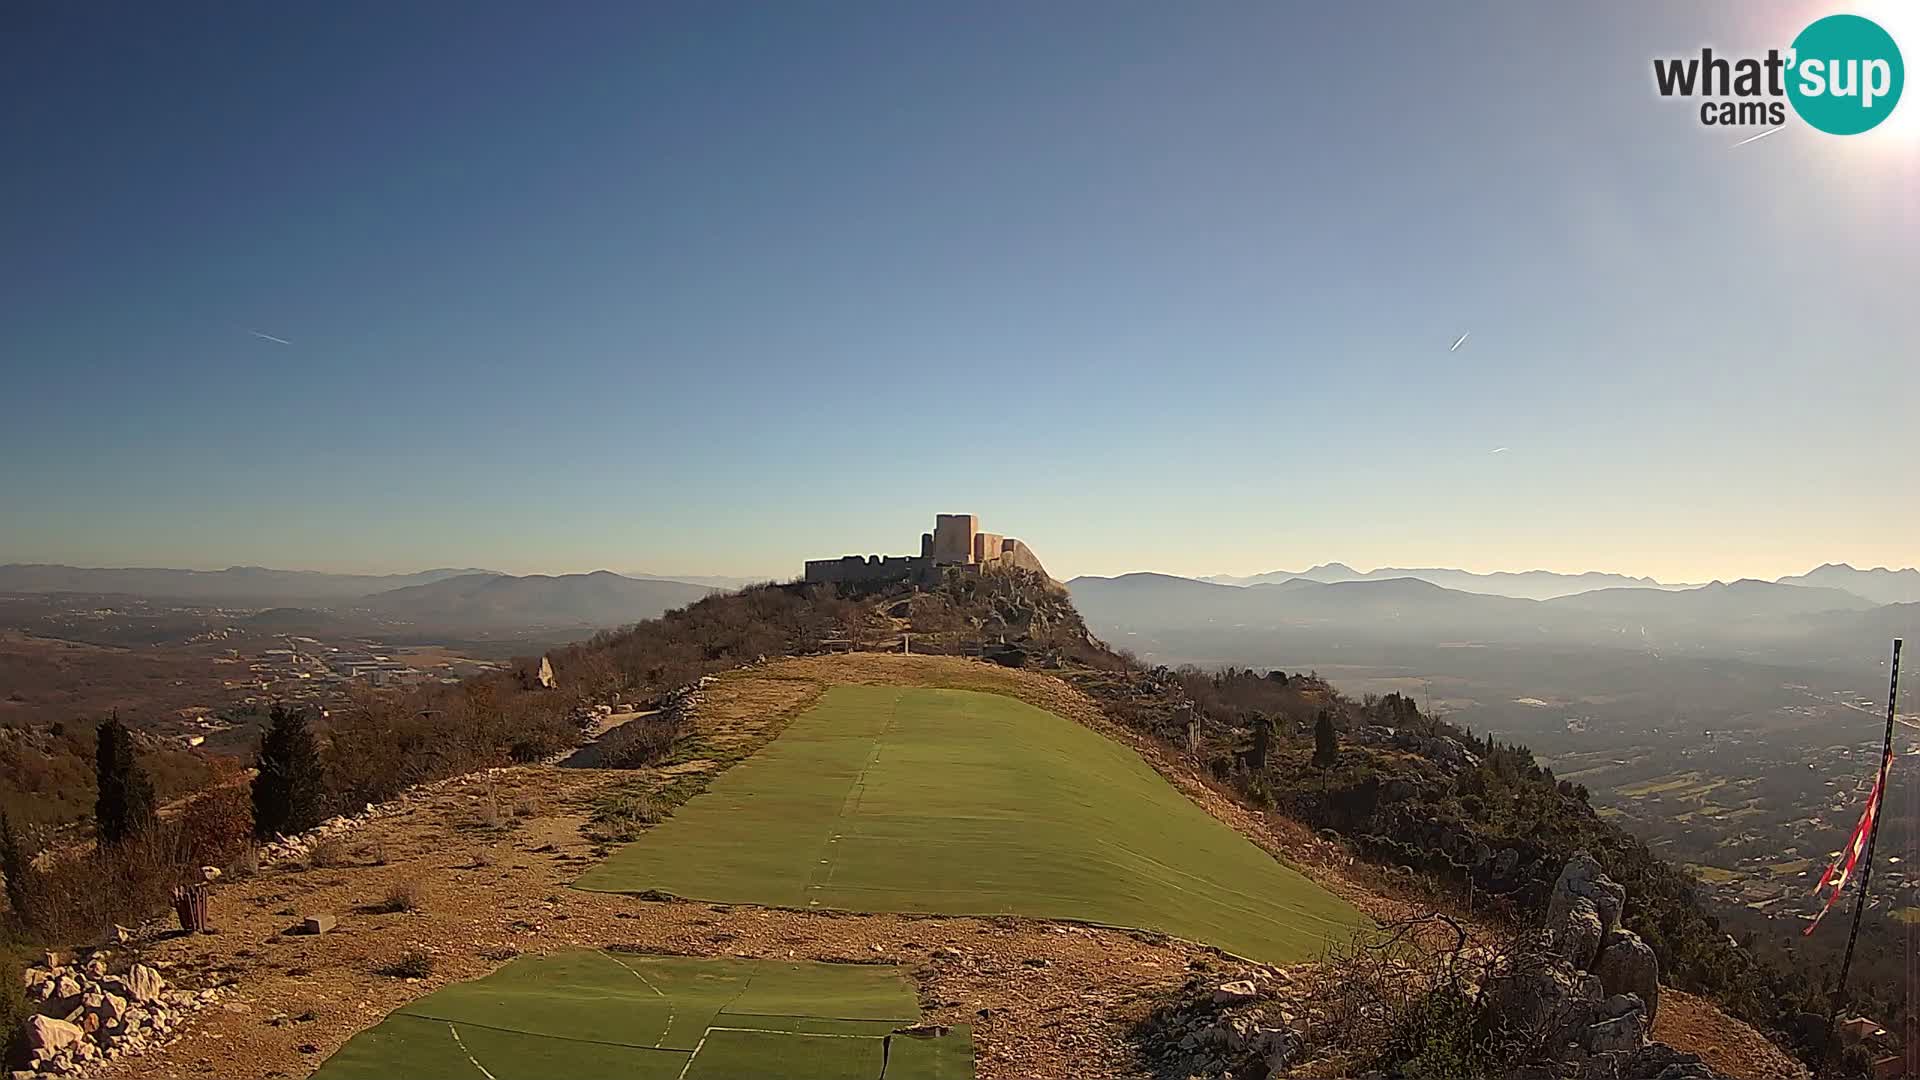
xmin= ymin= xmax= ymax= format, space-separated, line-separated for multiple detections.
xmin=352 ymin=571 xmax=717 ymax=628
xmin=0 ymin=563 xmax=497 ymax=602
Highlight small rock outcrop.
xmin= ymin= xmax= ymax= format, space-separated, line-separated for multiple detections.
xmin=1594 ymin=929 xmax=1660 ymax=1024
xmin=1495 ymin=852 xmax=1719 ymax=1080
xmin=1136 ymin=969 xmax=1305 ymax=1079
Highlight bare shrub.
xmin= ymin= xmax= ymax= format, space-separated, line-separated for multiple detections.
xmin=1299 ymin=915 xmax=1538 ymax=1078
xmin=176 ymin=783 xmax=254 ymax=868
xmin=586 ymin=790 xmax=660 ymax=843
xmin=595 ymin=713 xmax=690 ymax=770
xmin=15 ymin=829 xmax=192 ymax=944
xmin=511 ymin=795 xmax=538 ymax=819
xmin=306 ymin=837 xmax=351 ymax=869
xmin=227 ymin=843 xmax=261 ymax=880
xmin=376 ymin=948 xmax=434 ymax=978
xmin=376 ymin=879 xmax=427 ymax=913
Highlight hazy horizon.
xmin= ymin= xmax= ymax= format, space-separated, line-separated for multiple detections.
xmin=4 ymin=3 xmax=1914 ymax=585
xmin=3 ymin=549 xmax=1914 ymax=590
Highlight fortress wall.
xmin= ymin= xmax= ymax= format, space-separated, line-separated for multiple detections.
xmin=804 ymin=554 xmax=930 ymax=586
xmin=993 ymin=538 xmax=1048 ymax=577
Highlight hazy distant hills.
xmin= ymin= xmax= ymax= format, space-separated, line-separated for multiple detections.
xmin=1067 ymin=571 xmax=1902 ymax=668
xmin=1543 ymin=579 xmax=1875 ymax=617
xmin=0 ymin=564 xmax=499 ymax=603
xmin=349 ymin=571 xmax=716 ymax=629
xmin=1201 ymin=563 xmax=1683 ymax=600
xmin=1200 ymin=561 xmax=1920 ymax=607
xmin=0 ymin=563 xmax=729 ymax=635
xmin=625 ymin=572 xmax=773 ymax=591
xmin=1775 ymin=563 xmax=1920 ymax=606
xmin=1068 ymin=573 xmax=1537 ymax=633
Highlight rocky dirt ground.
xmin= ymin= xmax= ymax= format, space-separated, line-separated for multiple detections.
xmin=90 ymin=654 xmax=1805 ymax=1080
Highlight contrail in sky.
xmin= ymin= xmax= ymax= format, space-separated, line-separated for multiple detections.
xmin=1730 ymin=126 xmax=1784 ymax=148
xmin=1490 ymin=447 xmax=1509 ymax=454
xmin=247 ymin=330 xmax=292 ymax=345
xmin=1449 ymin=331 xmax=1470 ymax=352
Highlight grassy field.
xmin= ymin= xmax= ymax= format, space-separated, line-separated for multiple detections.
xmin=576 ymin=685 xmax=1366 ymax=963
xmin=313 ymin=952 xmax=972 ymax=1079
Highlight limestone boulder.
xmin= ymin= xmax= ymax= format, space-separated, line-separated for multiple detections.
xmin=1595 ymin=930 xmax=1659 ymax=1023
xmin=1550 ymin=894 xmax=1605 ymax=970
xmin=23 ymin=1015 xmax=84 ymax=1053
xmin=134 ymin=963 xmax=166 ymax=1003
xmin=1547 ymin=850 xmax=1625 ymax=945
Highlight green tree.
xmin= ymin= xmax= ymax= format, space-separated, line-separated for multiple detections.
xmin=1 ymin=811 xmax=32 ymax=925
xmin=253 ymin=704 xmax=326 ymax=839
xmin=1313 ymin=709 xmax=1338 ymax=767
xmin=94 ymin=715 xmax=156 ymax=845
xmin=1249 ymin=714 xmax=1272 ymax=771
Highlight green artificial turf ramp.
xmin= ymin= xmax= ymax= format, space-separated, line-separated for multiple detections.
xmin=884 ymin=1025 xmax=978 ymax=1079
xmin=310 ymin=1013 xmax=692 ymax=1080
xmin=312 ymin=953 xmax=972 ymax=1079
xmin=684 ymin=1029 xmax=884 ymax=1079
xmin=576 ymin=685 xmax=1367 ymax=962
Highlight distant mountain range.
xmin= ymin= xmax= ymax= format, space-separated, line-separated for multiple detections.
xmin=1200 ymin=561 xmax=1917 ymax=605
xmin=1774 ymin=563 xmax=1920 ymax=606
xmin=0 ymin=563 xmax=730 ymax=632
xmin=625 ymin=572 xmax=775 ymax=591
xmin=0 ymin=564 xmax=500 ymax=603
xmin=1066 ymin=571 xmax=1907 ymax=669
xmin=346 ymin=571 xmax=717 ymax=629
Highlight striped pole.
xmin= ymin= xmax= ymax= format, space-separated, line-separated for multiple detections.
xmin=1831 ymin=639 xmax=1903 ymax=1054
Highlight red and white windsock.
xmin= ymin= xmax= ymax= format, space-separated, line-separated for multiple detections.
xmin=1805 ymin=758 xmax=1890 ymax=936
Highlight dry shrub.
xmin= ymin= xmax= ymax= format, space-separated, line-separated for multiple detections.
xmin=176 ymin=784 xmax=255 ymax=869
xmin=227 ymin=843 xmax=261 ymax=880
xmin=586 ymin=791 xmax=660 ymax=843
xmin=306 ymin=837 xmax=351 ymax=869
xmin=377 ymin=948 xmax=434 ymax=978
xmin=14 ymin=829 xmax=193 ymax=944
xmin=511 ymin=795 xmax=538 ymax=819
xmin=595 ymin=713 xmax=690 ymax=770
xmin=1299 ymin=915 xmax=1538 ymax=1078
xmin=377 ymin=879 xmax=427 ymax=913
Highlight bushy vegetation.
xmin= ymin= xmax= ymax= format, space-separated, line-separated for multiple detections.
xmin=594 ymin=713 xmax=691 ymax=770
xmin=1125 ymin=665 xmax=1827 ymax=1047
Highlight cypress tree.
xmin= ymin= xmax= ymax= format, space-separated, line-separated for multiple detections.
xmin=1 ymin=811 xmax=32 ymax=925
xmin=95 ymin=714 xmax=157 ymax=844
xmin=253 ymin=704 xmax=325 ymax=839
xmin=1312 ymin=709 xmax=1339 ymax=767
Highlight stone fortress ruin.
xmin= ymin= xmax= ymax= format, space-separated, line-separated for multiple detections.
xmin=804 ymin=513 xmax=1048 ymax=586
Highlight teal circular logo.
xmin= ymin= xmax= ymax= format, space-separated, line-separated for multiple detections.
xmin=1787 ymin=14 xmax=1904 ymax=135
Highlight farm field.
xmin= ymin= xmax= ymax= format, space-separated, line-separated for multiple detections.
xmin=575 ymin=685 xmax=1367 ymax=963
xmin=312 ymin=951 xmax=972 ymax=1079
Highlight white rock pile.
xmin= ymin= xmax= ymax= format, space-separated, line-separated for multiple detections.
xmin=15 ymin=955 xmax=222 ymax=1076
xmin=1139 ymin=967 xmax=1305 ymax=1079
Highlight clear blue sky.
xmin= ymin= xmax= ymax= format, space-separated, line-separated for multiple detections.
xmin=3 ymin=2 xmax=1914 ymax=582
